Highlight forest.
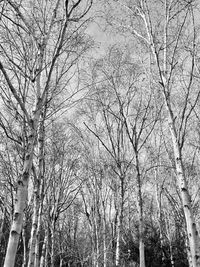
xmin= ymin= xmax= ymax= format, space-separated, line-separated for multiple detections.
xmin=0 ymin=0 xmax=200 ymax=267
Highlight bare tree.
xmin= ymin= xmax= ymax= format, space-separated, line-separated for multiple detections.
xmin=0 ymin=1 xmax=93 ymax=266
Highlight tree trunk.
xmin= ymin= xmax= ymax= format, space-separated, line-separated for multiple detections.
xmin=166 ymin=100 xmax=200 ymax=267
xmin=155 ymin=170 xmax=165 ymax=265
xmin=94 ymin=205 xmax=99 ymax=267
xmin=4 ymin=141 xmax=35 ymax=266
xmin=115 ymin=211 xmax=121 ymax=267
xmin=164 ymin=210 xmax=175 ymax=267
xmin=185 ymin=234 xmax=193 ymax=267
xmin=22 ymin=224 xmax=27 ymax=267
xmin=39 ymin=228 xmax=48 ymax=267
xmin=4 ymin=176 xmax=28 ymax=267
xmin=59 ymin=258 xmax=63 ymax=267
xmin=28 ymin=186 xmax=40 ymax=267
xmin=34 ymin=114 xmax=45 ymax=267
xmin=94 ymin=225 xmax=99 ymax=267
xmin=115 ymin=178 xmax=124 ymax=267
xmin=50 ymin=224 xmax=55 ymax=267
xmin=103 ymin=207 xmax=107 ymax=267
xmin=135 ymin=153 xmax=146 ymax=267
xmin=28 ymin=111 xmax=45 ymax=267
xmin=169 ymin=241 xmax=175 ymax=267
xmin=0 ymin=202 xmax=6 ymax=247
xmin=50 ymin=188 xmax=60 ymax=267
xmin=35 ymin=193 xmax=44 ymax=267
xmin=4 ymin=97 xmax=43 ymax=267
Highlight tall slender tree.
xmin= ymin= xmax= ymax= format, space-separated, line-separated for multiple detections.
xmin=0 ymin=1 xmax=93 ymax=266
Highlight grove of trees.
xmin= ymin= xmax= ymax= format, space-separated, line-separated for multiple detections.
xmin=0 ymin=0 xmax=200 ymax=267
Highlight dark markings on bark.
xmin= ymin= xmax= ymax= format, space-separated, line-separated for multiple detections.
xmin=181 ymin=188 xmax=187 ymax=192
xmin=25 ymin=154 xmax=31 ymax=160
xmin=11 ymin=230 xmax=19 ymax=236
xmin=24 ymin=172 xmax=29 ymax=180
xmin=18 ymin=180 xmax=23 ymax=186
xmin=13 ymin=213 xmax=19 ymax=220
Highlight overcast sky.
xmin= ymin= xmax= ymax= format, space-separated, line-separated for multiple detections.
xmin=85 ymin=1 xmax=127 ymax=57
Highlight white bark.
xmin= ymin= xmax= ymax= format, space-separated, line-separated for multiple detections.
xmin=4 ymin=122 xmax=37 ymax=267
xmin=29 ymin=113 xmax=45 ymax=267
xmin=103 ymin=207 xmax=107 ymax=267
xmin=50 ymin=188 xmax=60 ymax=267
xmin=168 ymin=111 xmax=200 ymax=267
xmin=39 ymin=228 xmax=48 ymax=267
xmin=22 ymin=225 xmax=27 ymax=267
xmin=115 ymin=179 xmax=124 ymax=267
xmin=135 ymin=153 xmax=146 ymax=267
xmin=155 ymin=170 xmax=165 ymax=264
xmin=28 ymin=187 xmax=40 ymax=267
xmin=115 ymin=212 xmax=121 ymax=267
xmin=35 ymin=194 xmax=44 ymax=267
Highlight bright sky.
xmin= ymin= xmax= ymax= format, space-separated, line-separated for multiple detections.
xmin=85 ymin=1 xmax=127 ymax=57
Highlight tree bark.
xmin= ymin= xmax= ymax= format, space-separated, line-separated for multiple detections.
xmin=28 ymin=185 xmax=40 ymax=267
xmin=50 ymin=188 xmax=60 ymax=267
xmin=39 ymin=228 xmax=48 ymax=267
xmin=135 ymin=153 xmax=146 ymax=267
xmin=28 ymin=110 xmax=46 ymax=267
xmin=35 ymin=191 xmax=44 ymax=267
xmin=4 ymin=114 xmax=39 ymax=267
xmin=168 ymin=107 xmax=200 ymax=267
xmin=103 ymin=204 xmax=107 ymax=267
xmin=155 ymin=170 xmax=165 ymax=265
xmin=22 ymin=224 xmax=27 ymax=267
xmin=115 ymin=211 xmax=121 ymax=267
xmin=115 ymin=178 xmax=124 ymax=267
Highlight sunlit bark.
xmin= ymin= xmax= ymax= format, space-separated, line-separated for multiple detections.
xmin=39 ymin=228 xmax=48 ymax=267
xmin=28 ymin=107 xmax=46 ymax=267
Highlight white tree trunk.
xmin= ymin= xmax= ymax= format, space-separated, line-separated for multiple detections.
xmin=50 ymin=223 xmax=55 ymax=267
xmin=94 ymin=208 xmax=99 ymax=267
xmin=166 ymin=102 xmax=200 ymax=267
xmin=28 ymin=187 xmax=40 ymax=267
xmin=4 ymin=123 xmax=37 ymax=267
xmin=115 ymin=180 xmax=124 ymax=267
xmin=22 ymin=225 xmax=27 ymax=267
xmin=115 ymin=212 xmax=121 ymax=267
xmin=103 ymin=209 xmax=107 ymax=267
xmin=35 ymin=195 xmax=44 ymax=267
xmin=185 ymin=234 xmax=193 ymax=267
xmin=155 ymin=170 xmax=165 ymax=264
xmin=135 ymin=153 xmax=146 ymax=267
xmin=34 ymin=116 xmax=45 ymax=267
xmin=39 ymin=227 xmax=48 ymax=267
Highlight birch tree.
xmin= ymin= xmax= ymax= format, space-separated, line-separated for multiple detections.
xmin=0 ymin=1 xmax=93 ymax=266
